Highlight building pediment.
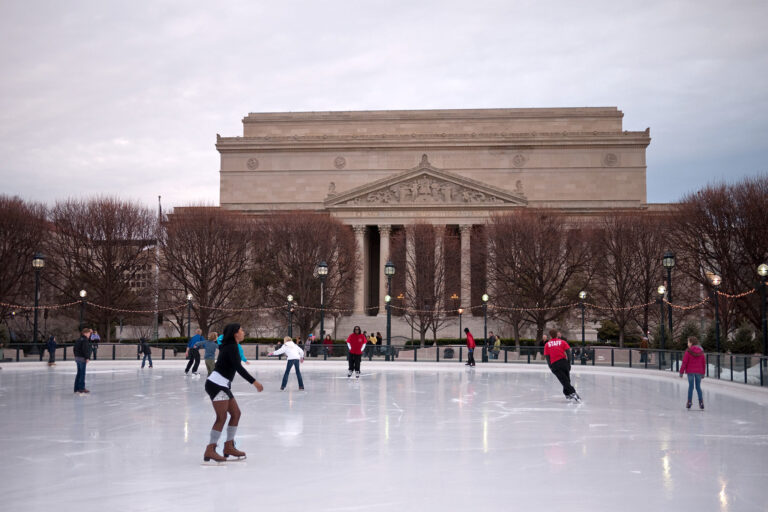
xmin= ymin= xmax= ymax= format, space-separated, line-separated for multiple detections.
xmin=325 ymin=155 xmax=527 ymax=209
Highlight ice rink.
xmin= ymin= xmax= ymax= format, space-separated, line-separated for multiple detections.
xmin=1 ymin=360 xmax=767 ymax=512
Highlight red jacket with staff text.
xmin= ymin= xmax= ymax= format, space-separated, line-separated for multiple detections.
xmin=544 ymin=338 xmax=570 ymax=364
xmin=466 ymin=331 xmax=476 ymax=349
xmin=346 ymin=333 xmax=367 ymax=355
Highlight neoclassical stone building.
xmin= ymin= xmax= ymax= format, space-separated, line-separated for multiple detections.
xmin=216 ymin=108 xmax=650 ymax=333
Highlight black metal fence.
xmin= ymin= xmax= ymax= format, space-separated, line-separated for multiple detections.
xmin=4 ymin=342 xmax=767 ymax=388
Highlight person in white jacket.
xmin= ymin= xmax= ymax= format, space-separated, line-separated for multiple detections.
xmin=269 ymin=336 xmax=305 ymax=390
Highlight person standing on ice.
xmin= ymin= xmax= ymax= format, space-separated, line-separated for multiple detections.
xmin=464 ymin=327 xmax=476 ymax=366
xmin=47 ymin=335 xmax=57 ymax=366
xmin=679 ymin=336 xmax=706 ymax=409
xmin=269 ymin=336 xmax=305 ymax=390
xmin=138 ymin=337 xmax=153 ymax=368
xmin=185 ymin=328 xmax=204 ymax=375
xmin=544 ymin=328 xmax=579 ymax=401
xmin=73 ymin=328 xmax=92 ymax=395
xmin=203 ymin=323 xmax=263 ymax=463
xmin=346 ymin=326 xmax=367 ymax=378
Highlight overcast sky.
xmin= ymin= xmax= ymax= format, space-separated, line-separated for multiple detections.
xmin=1 ymin=0 xmax=766 ymax=210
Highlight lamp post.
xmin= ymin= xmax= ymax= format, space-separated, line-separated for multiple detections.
xmin=316 ymin=261 xmax=328 ymax=349
xmin=758 ymin=264 xmax=768 ymax=361
xmin=32 ymin=253 xmax=45 ymax=356
xmin=287 ymin=294 xmax=294 ymax=337
xmin=710 ymin=274 xmax=721 ymax=354
xmin=481 ymin=293 xmax=489 ymax=362
xmin=457 ymin=308 xmax=464 ymax=339
xmin=579 ymin=291 xmax=587 ymax=365
xmin=79 ymin=289 xmax=87 ymax=331
xmin=384 ymin=261 xmax=395 ymax=361
xmin=186 ymin=294 xmax=193 ymax=339
xmin=657 ymin=285 xmax=666 ymax=358
xmin=662 ymin=251 xmax=675 ymax=345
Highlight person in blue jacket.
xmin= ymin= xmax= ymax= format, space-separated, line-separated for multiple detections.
xmin=185 ymin=328 xmax=204 ymax=375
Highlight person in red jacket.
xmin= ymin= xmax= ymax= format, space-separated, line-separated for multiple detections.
xmin=544 ymin=328 xmax=579 ymax=401
xmin=346 ymin=326 xmax=367 ymax=378
xmin=679 ymin=336 xmax=706 ymax=409
xmin=464 ymin=327 xmax=476 ymax=367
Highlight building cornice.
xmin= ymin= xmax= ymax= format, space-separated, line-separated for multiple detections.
xmin=216 ymin=129 xmax=650 ymax=152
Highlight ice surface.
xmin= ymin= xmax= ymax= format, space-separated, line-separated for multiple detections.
xmin=1 ymin=360 xmax=767 ymax=512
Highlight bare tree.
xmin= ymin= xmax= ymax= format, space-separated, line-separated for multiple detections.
xmin=0 ymin=196 xmax=48 ymax=326
xmin=161 ymin=206 xmax=252 ymax=336
xmin=488 ymin=210 xmax=594 ymax=343
xmin=389 ymin=224 xmax=454 ymax=346
xmin=251 ymin=212 xmax=356 ymax=340
xmin=672 ymin=176 xmax=768 ymax=339
xmin=47 ymin=197 xmax=157 ymax=342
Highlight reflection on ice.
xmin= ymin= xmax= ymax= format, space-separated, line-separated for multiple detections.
xmin=0 ymin=361 xmax=767 ymax=512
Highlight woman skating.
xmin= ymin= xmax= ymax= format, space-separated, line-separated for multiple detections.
xmin=679 ymin=336 xmax=706 ymax=409
xmin=269 ymin=336 xmax=305 ymax=390
xmin=203 ymin=323 xmax=263 ymax=462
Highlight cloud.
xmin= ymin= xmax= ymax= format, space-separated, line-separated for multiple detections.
xmin=0 ymin=0 xmax=767 ymax=208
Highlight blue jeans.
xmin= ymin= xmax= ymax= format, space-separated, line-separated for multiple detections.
xmin=281 ymin=359 xmax=304 ymax=389
xmin=687 ymin=373 xmax=703 ymax=402
xmin=74 ymin=359 xmax=87 ymax=392
xmin=142 ymin=354 xmax=153 ymax=368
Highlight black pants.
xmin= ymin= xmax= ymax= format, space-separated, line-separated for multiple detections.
xmin=348 ymin=353 xmax=362 ymax=372
xmin=550 ymin=359 xmax=575 ymax=396
xmin=185 ymin=348 xmax=201 ymax=373
xmin=467 ymin=349 xmax=475 ymax=366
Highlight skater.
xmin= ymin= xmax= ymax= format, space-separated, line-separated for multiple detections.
xmin=185 ymin=328 xmax=204 ymax=375
xmin=47 ymin=335 xmax=57 ymax=366
xmin=269 ymin=336 xmax=305 ymax=390
xmin=464 ymin=327 xmax=476 ymax=366
xmin=203 ymin=323 xmax=263 ymax=462
xmin=679 ymin=336 xmax=706 ymax=409
xmin=73 ymin=328 xmax=92 ymax=395
xmin=197 ymin=331 xmax=218 ymax=376
xmin=89 ymin=330 xmax=100 ymax=360
xmin=304 ymin=333 xmax=313 ymax=358
xmin=346 ymin=326 xmax=367 ymax=378
xmin=138 ymin=337 xmax=153 ymax=368
xmin=544 ymin=329 xmax=579 ymax=401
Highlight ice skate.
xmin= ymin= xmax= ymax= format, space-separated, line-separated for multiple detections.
xmin=347 ymin=370 xmax=352 ymax=378
xmin=699 ymin=400 xmax=704 ymax=410
xmin=355 ymin=371 xmax=360 ymax=379
xmin=203 ymin=443 xmax=226 ymax=464
xmin=223 ymin=440 xmax=246 ymax=461
xmin=686 ymin=401 xmax=692 ymax=409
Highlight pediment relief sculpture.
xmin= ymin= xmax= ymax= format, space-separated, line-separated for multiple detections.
xmin=340 ymin=174 xmax=507 ymax=206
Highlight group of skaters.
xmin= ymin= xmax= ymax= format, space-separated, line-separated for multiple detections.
xmin=58 ymin=320 xmax=709 ymax=463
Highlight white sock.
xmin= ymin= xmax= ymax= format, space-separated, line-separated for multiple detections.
xmin=227 ymin=426 xmax=237 ymax=442
xmin=209 ymin=429 xmax=221 ymax=445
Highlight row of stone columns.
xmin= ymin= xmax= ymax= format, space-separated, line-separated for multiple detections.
xmin=353 ymin=224 xmax=476 ymax=315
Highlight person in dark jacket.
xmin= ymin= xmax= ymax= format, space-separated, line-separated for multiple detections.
xmin=138 ymin=337 xmax=153 ymax=368
xmin=203 ymin=323 xmax=263 ymax=462
xmin=73 ymin=328 xmax=92 ymax=394
xmin=47 ymin=335 xmax=58 ymax=366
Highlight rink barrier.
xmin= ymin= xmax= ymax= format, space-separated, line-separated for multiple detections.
xmin=3 ymin=342 xmax=767 ymax=387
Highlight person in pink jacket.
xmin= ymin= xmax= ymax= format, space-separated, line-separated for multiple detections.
xmin=679 ymin=336 xmax=706 ymax=409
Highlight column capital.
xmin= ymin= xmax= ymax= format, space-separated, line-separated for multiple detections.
xmin=379 ymin=224 xmax=392 ymax=236
xmin=459 ymin=224 xmax=472 ymax=234
xmin=352 ymin=225 xmax=366 ymax=235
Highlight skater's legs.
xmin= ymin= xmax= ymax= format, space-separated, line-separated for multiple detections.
xmin=185 ymin=354 xmax=195 ymax=373
xmin=550 ymin=360 xmax=575 ymax=396
xmin=226 ymin=397 xmax=241 ymax=427
xmin=192 ymin=349 xmax=201 ymax=373
xmin=211 ymin=400 xmax=229 ymax=431
xmin=74 ymin=360 xmax=86 ymax=392
xmin=281 ymin=361 xmax=293 ymax=388
xmin=352 ymin=353 xmax=361 ymax=372
xmin=348 ymin=353 xmax=354 ymax=372
xmin=690 ymin=373 xmax=703 ymax=402
xmin=295 ymin=361 xmax=304 ymax=388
